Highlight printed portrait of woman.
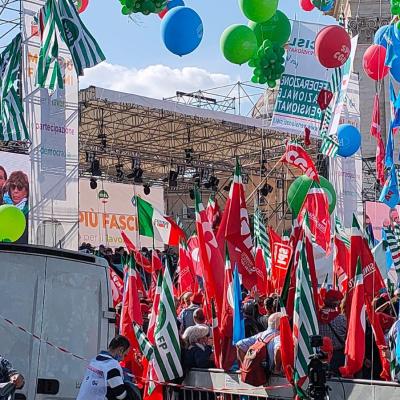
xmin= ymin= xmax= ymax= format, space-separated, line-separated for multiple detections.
xmin=2 ymin=171 xmax=29 ymax=215
xmin=0 ymin=165 xmax=7 ymax=205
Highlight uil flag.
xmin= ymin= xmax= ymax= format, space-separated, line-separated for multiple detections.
xmin=232 ymin=264 xmax=245 ymax=344
xmin=379 ymin=165 xmax=399 ymax=208
xmin=339 ymin=257 xmax=366 ymax=378
xmin=280 ymin=142 xmax=320 ymax=183
xmin=136 ymin=196 xmax=185 ymax=246
xmin=217 ymin=159 xmax=257 ymax=290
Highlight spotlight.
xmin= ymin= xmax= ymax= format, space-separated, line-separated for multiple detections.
xmin=260 ymin=183 xmax=273 ymax=197
xmin=204 ymin=176 xmax=219 ymax=191
xmin=127 ymin=167 xmax=143 ymax=183
xmin=169 ymin=170 xmax=179 ymax=188
xmin=90 ymin=177 xmax=97 ymax=190
xmin=143 ymin=184 xmax=151 ymax=195
xmin=223 ymin=180 xmax=232 ymax=192
xmin=242 ymin=173 xmax=249 ymax=184
xmin=115 ymin=164 xmax=124 ymax=181
xmin=189 ymin=189 xmax=195 ymax=200
xmin=98 ymin=133 xmax=107 ymax=148
xmin=185 ymin=148 xmax=194 ymax=163
xmin=89 ymin=159 xmax=102 ymax=176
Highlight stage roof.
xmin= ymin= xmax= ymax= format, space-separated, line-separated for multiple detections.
xmin=79 ymin=86 xmax=319 ymax=188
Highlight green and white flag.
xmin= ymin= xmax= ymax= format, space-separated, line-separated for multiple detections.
xmin=36 ymin=0 xmax=105 ymax=90
xmin=37 ymin=0 xmax=63 ymax=90
xmin=254 ymin=207 xmax=271 ymax=272
xmin=56 ymin=0 xmax=105 ymax=75
xmin=0 ymin=33 xmax=29 ymax=142
xmin=320 ymin=134 xmax=339 ymax=158
xmin=293 ymin=237 xmax=319 ymax=397
xmin=152 ymin=257 xmax=183 ymax=382
xmin=133 ymin=323 xmax=154 ymax=361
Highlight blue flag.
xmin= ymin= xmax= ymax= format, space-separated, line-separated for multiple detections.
xmin=232 ymin=264 xmax=245 ymax=344
xmin=384 ymin=25 xmax=400 ymax=68
xmin=390 ymin=79 xmax=400 ymax=128
xmin=385 ymin=123 xmax=394 ymax=168
xmin=379 ymin=165 xmax=399 ymax=208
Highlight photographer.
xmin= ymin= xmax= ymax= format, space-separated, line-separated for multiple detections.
xmin=0 ymin=355 xmax=24 ymax=399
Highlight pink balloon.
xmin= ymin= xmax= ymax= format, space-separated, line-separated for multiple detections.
xmin=300 ymin=0 xmax=315 ymax=11
xmin=363 ymin=44 xmax=390 ymax=81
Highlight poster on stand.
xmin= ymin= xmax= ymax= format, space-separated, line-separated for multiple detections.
xmin=22 ymin=0 xmax=79 ymax=249
xmin=271 ymin=21 xmax=330 ymax=137
xmin=0 ymin=152 xmax=30 ymax=243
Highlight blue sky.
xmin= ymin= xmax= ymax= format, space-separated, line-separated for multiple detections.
xmin=80 ymin=0 xmax=334 ymax=98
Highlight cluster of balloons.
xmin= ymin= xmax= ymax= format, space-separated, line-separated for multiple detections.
xmin=299 ymin=0 xmax=335 ymax=12
xmin=161 ymin=6 xmax=203 ymax=56
xmin=120 ymin=0 xmax=166 ymax=15
xmin=288 ymin=175 xmax=336 ymax=217
xmin=0 ymin=205 xmax=26 ymax=243
xmin=220 ymin=0 xmax=291 ymax=86
xmin=363 ymin=24 xmax=400 ymax=82
xmin=315 ymin=25 xmax=351 ymax=68
xmin=249 ymin=40 xmax=285 ymax=87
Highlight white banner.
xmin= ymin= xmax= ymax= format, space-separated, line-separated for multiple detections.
xmin=329 ymin=74 xmax=362 ymax=228
xmin=271 ymin=21 xmax=330 ymax=137
xmin=23 ymin=1 xmax=79 ymax=249
xmin=79 ymin=179 xmax=164 ymax=250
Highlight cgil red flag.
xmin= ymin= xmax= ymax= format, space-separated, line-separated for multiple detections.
xmin=333 ymin=221 xmax=350 ymax=294
xmin=300 ymin=186 xmax=331 ymax=254
xmin=187 ymin=235 xmax=203 ymax=277
xmin=339 ymin=257 xmax=366 ymax=378
xmin=279 ymin=301 xmax=294 ymax=383
xmin=121 ymin=231 xmax=152 ymax=273
xmin=206 ymin=193 xmax=222 ymax=231
xmin=109 ymin=267 xmax=124 ymax=307
xmin=280 ymin=141 xmax=320 ymax=182
xmin=178 ymin=239 xmax=198 ymax=295
xmin=217 ymin=159 xmax=257 ymax=290
xmin=194 ymin=188 xmax=225 ymax=314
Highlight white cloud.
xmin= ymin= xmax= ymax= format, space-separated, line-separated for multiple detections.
xmin=79 ymin=62 xmax=233 ymax=99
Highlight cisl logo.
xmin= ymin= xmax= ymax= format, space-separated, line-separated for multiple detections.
xmin=98 ymin=189 xmax=109 ymax=204
xmin=62 ymin=18 xmax=80 ymax=46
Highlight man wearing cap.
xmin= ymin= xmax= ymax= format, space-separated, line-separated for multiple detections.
xmin=318 ymin=289 xmax=347 ymax=374
xmin=178 ymin=292 xmax=203 ymax=334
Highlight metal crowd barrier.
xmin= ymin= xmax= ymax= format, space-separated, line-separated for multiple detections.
xmin=164 ymin=368 xmax=400 ymax=400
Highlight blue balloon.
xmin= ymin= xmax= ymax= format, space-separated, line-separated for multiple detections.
xmin=161 ymin=7 xmax=203 ymax=56
xmin=337 ymin=124 xmax=361 ymax=157
xmin=374 ymin=25 xmax=390 ymax=48
xmin=167 ymin=0 xmax=184 ymax=10
xmin=390 ymin=55 xmax=400 ymax=83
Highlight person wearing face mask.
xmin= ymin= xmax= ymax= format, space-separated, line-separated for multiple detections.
xmin=77 ymin=335 xmax=131 ymax=400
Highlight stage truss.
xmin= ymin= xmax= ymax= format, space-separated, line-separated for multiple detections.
xmin=78 ymin=85 xmax=323 ymax=233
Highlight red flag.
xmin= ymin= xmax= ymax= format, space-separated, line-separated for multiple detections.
xmin=187 ymin=235 xmax=202 ymax=276
xmin=121 ymin=231 xmax=152 ymax=273
xmin=271 ymin=241 xmax=293 ymax=293
xmin=370 ymin=94 xmax=381 ymax=139
xmin=255 ymin=246 xmax=268 ymax=295
xmin=333 ymin=221 xmax=349 ymax=294
xmin=300 ymin=186 xmax=331 ymax=253
xmin=370 ymin=94 xmax=386 ymax=186
xmin=178 ymin=240 xmax=198 ymax=295
xmin=347 ymin=215 xmax=390 ymax=380
xmin=109 ymin=267 xmax=124 ymax=307
xmin=339 ymin=257 xmax=365 ymax=378
xmin=280 ymin=141 xmax=320 ymax=182
xmin=304 ymin=127 xmax=311 ymax=147
xmin=206 ymin=193 xmax=222 ymax=231
xmin=148 ymin=251 xmax=162 ymax=301
xmin=317 ymin=88 xmax=334 ymax=110
xmin=279 ymin=302 xmax=294 ymax=383
xmin=217 ymin=159 xmax=257 ymax=290
xmin=194 ymin=188 xmax=225 ymax=314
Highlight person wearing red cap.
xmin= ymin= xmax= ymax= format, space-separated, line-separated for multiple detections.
xmin=178 ymin=291 xmax=203 ymax=334
xmin=318 ymin=289 xmax=347 ymax=374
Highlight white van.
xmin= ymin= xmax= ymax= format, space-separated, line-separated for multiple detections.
xmin=0 ymin=243 xmax=116 ymax=400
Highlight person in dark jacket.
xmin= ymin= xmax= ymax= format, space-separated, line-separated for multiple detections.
xmin=243 ymin=301 xmax=260 ymax=338
xmin=182 ymin=325 xmax=214 ymax=370
xmin=0 ymin=355 xmax=24 ymax=390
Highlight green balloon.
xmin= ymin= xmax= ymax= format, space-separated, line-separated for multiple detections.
xmin=0 ymin=205 xmax=26 ymax=242
xmin=287 ymin=175 xmax=336 ymax=217
xmin=239 ymin=0 xmax=279 ymax=23
xmin=220 ymin=25 xmax=257 ymax=65
xmin=249 ymin=10 xmax=291 ymax=47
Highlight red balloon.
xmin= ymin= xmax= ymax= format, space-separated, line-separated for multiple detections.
xmin=363 ymin=44 xmax=390 ymax=81
xmin=315 ymin=25 xmax=351 ymax=68
xmin=300 ymin=0 xmax=315 ymax=11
